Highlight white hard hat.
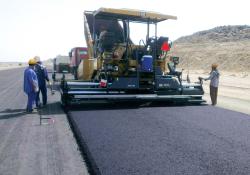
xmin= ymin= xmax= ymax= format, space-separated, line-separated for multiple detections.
xmin=34 ymin=56 xmax=41 ymax=63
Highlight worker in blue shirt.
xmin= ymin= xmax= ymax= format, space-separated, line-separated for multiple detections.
xmin=23 ymin=58 xmax=38 ymax=112
xmin=34 ymin=56 xmax=50 ymax=107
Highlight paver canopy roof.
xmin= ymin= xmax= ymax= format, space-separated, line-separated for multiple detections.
xmin=93 ymin=8 xmax=177 ymax=23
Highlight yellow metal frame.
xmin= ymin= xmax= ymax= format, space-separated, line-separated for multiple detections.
xmin=94 ymin=8 xmax=177 ymax=22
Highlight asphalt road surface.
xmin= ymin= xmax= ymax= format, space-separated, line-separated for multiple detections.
xmin=0 ymin=68 xmax=88 ymax=175
xmin=69 ymin=103 xmax=250 ymax=175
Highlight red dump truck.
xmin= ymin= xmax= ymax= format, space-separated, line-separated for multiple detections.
xmin=69 ymin=47 xmax=88 ymax=79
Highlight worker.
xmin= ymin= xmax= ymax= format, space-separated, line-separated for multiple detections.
xmin=167 ymin=56 xmax=182 ymax=82
xmin=200 ymin=63 xmax=220 ymax=106
xmin=98 ymin=26 xmax=108 ymax=53
xmin=97 ymin=24 xmax=115 ymax=53
xmin=34 ymin=56 xmax=50 ymax=107
xmin=23 ymin=58 xmax=38 ymax=112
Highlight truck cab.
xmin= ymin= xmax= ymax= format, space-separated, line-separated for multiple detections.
xmin=52 ymin=55 xmax=70 ymax=81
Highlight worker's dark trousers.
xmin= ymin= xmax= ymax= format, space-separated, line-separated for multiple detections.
xmin=36 ymin=86 xmax=47 ymax=106
xmin=210 ymin=85 xmax=218 ymax=105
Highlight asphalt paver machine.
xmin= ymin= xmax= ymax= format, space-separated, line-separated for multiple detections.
xmin=60 ymin=8 xmax=205 ymax=106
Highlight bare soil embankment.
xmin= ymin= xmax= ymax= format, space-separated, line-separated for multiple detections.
xmin=172 ymin=41 xmax=250 ymax=73
xmin=172 ymin=25 xmax=250 ymax=114
xmin=172 ymin=25 xmax=250 ymax=72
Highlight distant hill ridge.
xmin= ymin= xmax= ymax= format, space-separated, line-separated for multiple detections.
xmin=171 ymin=25 xmax=250 ymax=72
xmin=175 ymin=25 xmax=250 ymax=43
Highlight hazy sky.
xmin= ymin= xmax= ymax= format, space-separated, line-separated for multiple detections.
xmin=0 ymin=0 xmax=249 ymax=62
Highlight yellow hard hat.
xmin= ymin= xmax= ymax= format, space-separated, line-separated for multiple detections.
xmin=28 ymin=58 xmax=37 ymax=65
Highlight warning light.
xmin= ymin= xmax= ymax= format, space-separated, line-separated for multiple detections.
xmin=161 ymin=41 xmax=170 ymax=51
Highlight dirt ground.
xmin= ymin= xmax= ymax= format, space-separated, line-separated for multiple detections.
xmin=187 ymin=70 xmax=249 ymax=99
xmin=0 ymin=62 xmax=25 ymax=71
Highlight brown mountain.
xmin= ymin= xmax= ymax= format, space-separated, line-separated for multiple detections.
xmin=171 ymin=25 xmax=250 ymax=72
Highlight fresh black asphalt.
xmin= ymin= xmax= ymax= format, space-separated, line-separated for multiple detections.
xmin=68 ymin=104 xmax=250 ymax=175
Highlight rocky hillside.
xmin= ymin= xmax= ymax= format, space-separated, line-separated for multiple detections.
xmin=171 ymin=25 xmax=250 ymax=72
